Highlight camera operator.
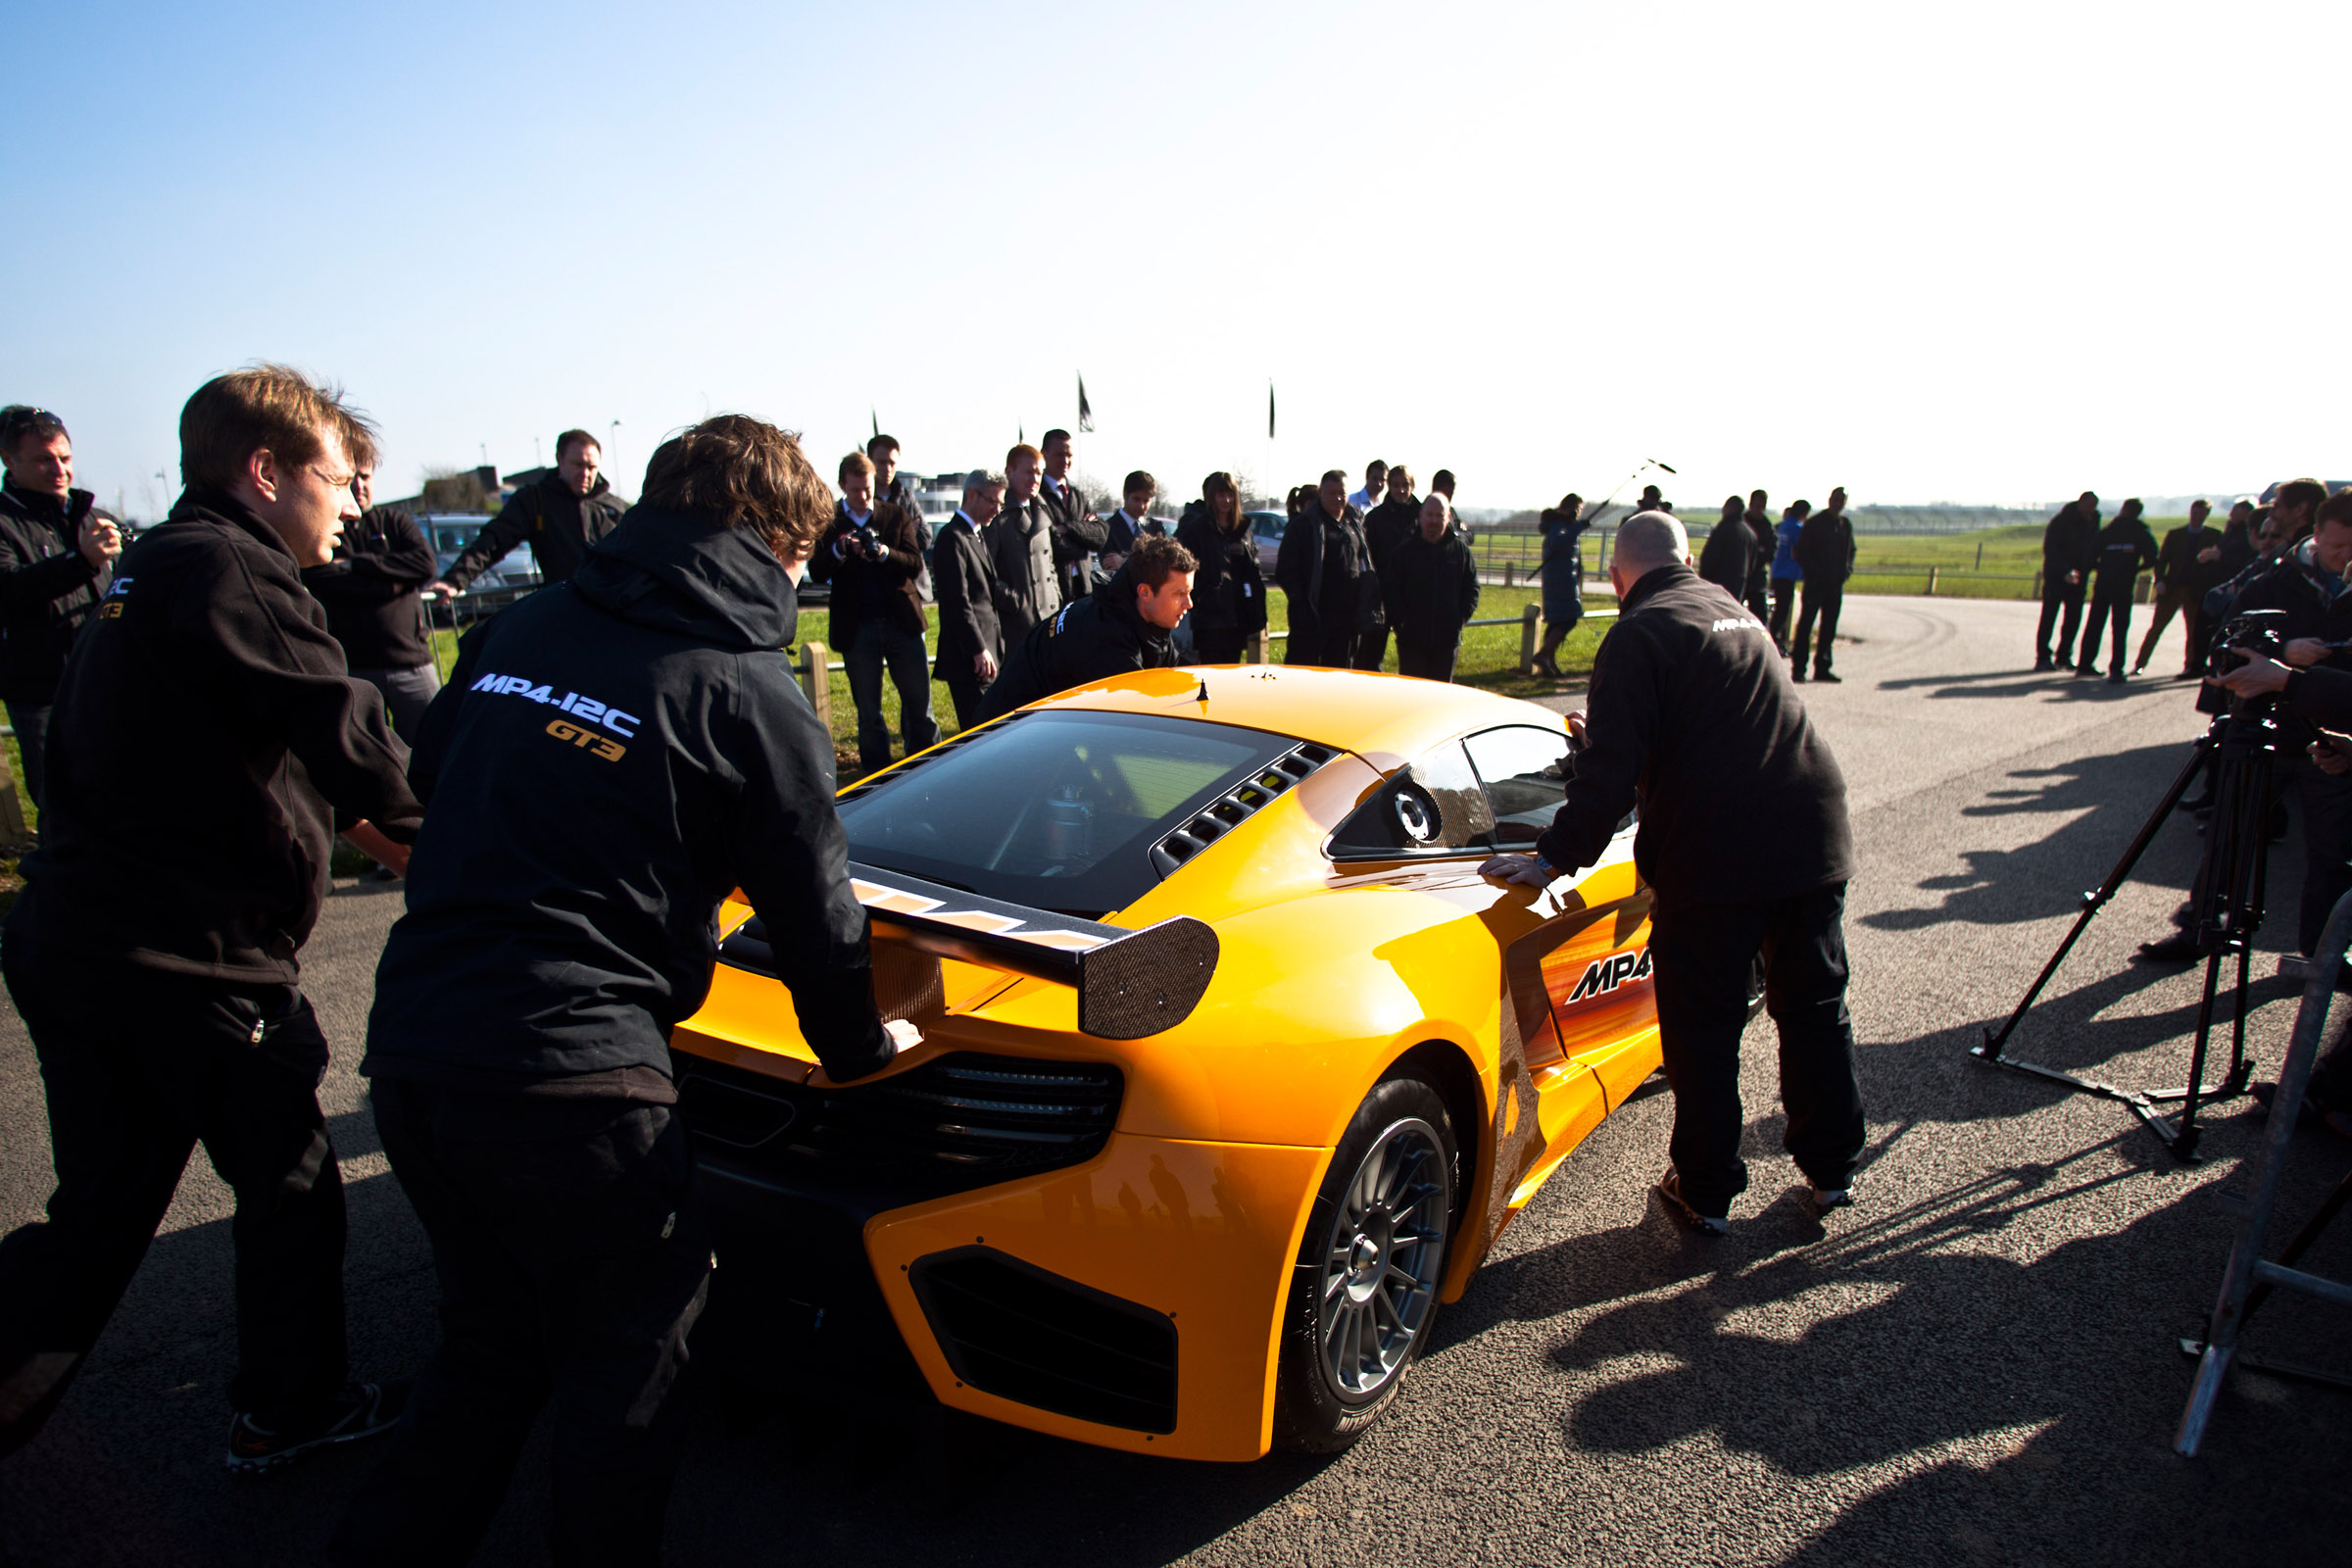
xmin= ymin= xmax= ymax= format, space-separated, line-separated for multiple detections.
xmin=1478 ymin=511 xmax=1862 ymax=1236
xmin=335 ymin=416 xmax=915 ymax=1567
xmin=810 ymin=450 xmax=937 ymax=778
xmin=976 ymin=534 xmax=1195 ymax=719
xmin=0 ymin=368 xmax=419 ymax=1469
xmin=0 ymin=406 xmax=121 ymax=810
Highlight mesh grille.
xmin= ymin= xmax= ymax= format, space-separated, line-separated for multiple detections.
xmin=909 ymin=1248 xmax=1178 ymax=1433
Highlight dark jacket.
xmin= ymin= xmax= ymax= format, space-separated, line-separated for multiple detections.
xmin=2040 ymin=503 xmax=2098 ymax=589
xmin=989 ymin=495 xmax=1060 ymax=645
xmin=1381 ymin=527 xmax=1481 ymax=648
xmin=301 ymin=504 xmax=437 ymax=669
xmin=2209 ymin=519 xmax=2256 ymax=595
xmin=1275 ymin=501 xmax=1372 ymax=625
xmin=1362 ymin=496 xmax=1423 ymax=615
xmin=976 ymin=564 xmax=1180 ymax=720
xmin=1176 ymin=501 xmax=1266 ymax=641
xmin=2221 ymin=538 xmax=2352 ymax=653
xmin=440 ymin=471 xmax=626 ymax=592
xmin=1540 ymin=509 xmax=1588 ymax=620
xmin=2153 ymin=520 xmax=2216 ymax=595
xmin=930 ymin=510 xmax=1003 ymax=677
xmin=1696 ymin=516 xmax=1752 ymax=599
xmin=1742 ymin=510 xmax=1775 ymax=603
xmin=1534 ymin=563 xmax=1852 ymax=910
xmin=2089 ymin=514 xmax=2160 ymax=600
xmin=0 ymin=480 xmax=114 ymax=704
xmin=1039 ymin=476 xmax=1104 ymax=602
xmin=809 ymin=498 xmax=927 ymax=651
xmin=1794 ymin=508 xmax=1856 ymax=588
xmin=5 ymin=490 xmax=420 ymax=981
xmin=2279 ymin=662 xmax=2352 ymax=729
xmin=365 ymin=507 xmax=892 ymax=1090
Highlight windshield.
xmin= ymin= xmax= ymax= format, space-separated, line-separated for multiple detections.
xmin=839 ymin=710 xmax=1300 ymax=916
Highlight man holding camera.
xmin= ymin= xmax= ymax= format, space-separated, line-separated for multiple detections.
xmin=0 ymin=406 xmax=122 ymax=810
xmin=977 ymin=534 xmax=1195 ymax=719
xmin=811 ymin=451 xmax=937 ymax=778
xmin=1479 ymin=512 xmax=1862 ymax=1236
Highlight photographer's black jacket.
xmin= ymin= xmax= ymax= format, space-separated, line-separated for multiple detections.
xmin=439 ymin=470 xmax=625 ymax=592
xmin=365 ymin=506 xmax=893 ymax=1090
xmin=2222 ymin=540 xmax=2352 ymax=652
xmin=0 ymin=479 xmax=113 ymax=704
xmin=2089 ymin=514 xmax=2159 ymax=600
xmin=301 ymin=504 xmax=437 ymax=669
xmin=6 ymin=490 xmax=421 ymax=981
xmin=975 ymin=564 xmax=1178 ymax=720
xmin=1535 ymin=563 xmax=1852 ymax=910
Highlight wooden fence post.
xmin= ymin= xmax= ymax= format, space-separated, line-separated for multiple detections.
xmin=0 ymin=740 xmax=27 ymax=850
xmin=1247 ymin=629 xmax=1269 ymax=665
xmin=2032 ymin=569 xmax=2043 ymax=600
xmin=1926 ymin=566 xmax=1938 ymax=597
xmin=1519 ymin=603 xmax=1541 ymax=675
xmin=1504 ymin=562 xmax=1516 ymax=587
xmin=798 ymin=641 xmax=831 ymax=729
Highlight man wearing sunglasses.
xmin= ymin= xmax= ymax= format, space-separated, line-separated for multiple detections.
xmin=0 ymin=407 xmax=121 ymax=810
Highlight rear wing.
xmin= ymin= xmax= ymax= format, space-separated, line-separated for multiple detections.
xmin=718 ymin=862 xmax=1219 ymax=1041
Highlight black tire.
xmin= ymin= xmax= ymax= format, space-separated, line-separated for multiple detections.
xmin=1271 ymin=1072 xmax=1458 ymax=1453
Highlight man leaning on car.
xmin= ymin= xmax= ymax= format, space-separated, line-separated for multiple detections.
xmin=1480 ymin=510 xmax=1865 ymax=1237
xmin=427 ymin=427 xmax=624 ymax=600
xmin=332 ymin=414 xmax=914 ymax=1568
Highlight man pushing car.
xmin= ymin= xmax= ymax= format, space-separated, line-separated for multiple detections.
xmin=1480 ymin=509 xmax=1866 ymax=1236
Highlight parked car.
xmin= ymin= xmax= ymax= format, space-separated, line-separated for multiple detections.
xmin=423 ymin=514 xmax=540 ymax=620
xmin=1249 ymin=509 xmax=1286 ymax=572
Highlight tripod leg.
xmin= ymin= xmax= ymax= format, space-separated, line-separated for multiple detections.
xmin=2178 ymin=748 xmax=2273 ymax=1161
xmin=2238 ymin=1165 xmax=2352 ymax=1331
xmin=1980 ymin=729 xmax=2219 ymax=1059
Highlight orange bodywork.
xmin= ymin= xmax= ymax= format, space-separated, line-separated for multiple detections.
xmin=670 ymin=664 xmax=1659 ymax=1460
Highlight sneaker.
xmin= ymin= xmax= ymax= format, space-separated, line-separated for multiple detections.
xmin=1807 ymin=1183 xmax=1854 ymax=1216
xmin=226 ymin=1380 xmax=406 ymax=1476
xmin=1655 ymin=1170 xmax=1728 ymax=1236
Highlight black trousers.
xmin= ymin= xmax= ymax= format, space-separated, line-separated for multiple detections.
xmin=2078 ymin=592 xmax=2133 ymax=675
xmin=5 ymin=701 xmax=51 ymax=812
xmin=942 ymin=665 xmax=990 ymax=732
xmin=1769 ymin=579 xmax=1797 ymax=651
xmin=1646 ymin=884 xmax=1866 ymax=1216
xmin=1355 ymin=624 xmax=1390 ymax=672
xmin=1792 ymin=584 xmax=1843 ymax=675
xmin=2297 ymin=761 xmax=2352 ymax=957
xmin=1285 ymin=614 xmax=1358 ymax=669
xmin=0 ymin=936 xmax=346 ymax=1456
xmin=332 ymin=1083 xmax=710 ymax=1568
xmin=1193 ymin=629 xmax=1250 ymax=664
xmin=844 ymin=621 xmax=939 ymax=775
xmin=1396 ymin=635 xmax=1459 ymax=683
xmin=2035 ymin=581 xmax=2085 ymax=664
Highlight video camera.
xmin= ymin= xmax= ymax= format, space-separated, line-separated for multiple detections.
xmin=2196 ymin=609 xmax=2289 ymax=717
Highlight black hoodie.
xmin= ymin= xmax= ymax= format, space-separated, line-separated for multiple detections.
xmin=363 ymin=505 xmax=892 ymax=1091
xmin=5 ymin=489 xmax=420 ymax=980
xmin=438 ymin=470 xmax=625 ymax=592
xmin=975 ymin=563 xmax=1179 ymax=720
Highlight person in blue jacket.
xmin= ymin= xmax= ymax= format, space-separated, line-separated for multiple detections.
xmin=1769 ymin=500 xmax=1810 ymax=653
xmin=1533 ymin=493 xmax=1586 ymax=678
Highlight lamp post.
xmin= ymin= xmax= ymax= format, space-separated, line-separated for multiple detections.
xmin=609 ymin=419 xmax=622 ymax=496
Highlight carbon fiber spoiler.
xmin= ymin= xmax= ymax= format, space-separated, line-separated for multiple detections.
xmin=718 ymin=862 xmax=1219 ymax=1041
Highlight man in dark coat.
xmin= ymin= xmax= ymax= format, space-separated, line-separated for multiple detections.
xmin=1175 ymin=473 xmax=1266 ymax=664
xmin=1357 ymin=466 xmax=1421 ymax=672
xmin=430 ymin=429 xmax=625 ymax=598
xmin=977 ymin=535 xmax=1195 ymax=719
xmin=1380 ymin=494 xmax=1480 ymax=682
xmin=932 ymin=469 xmax=1006 ymax=729
xmin=1480 ymin=510 xmax=1860 ymax=1236
xmin=809 ymin=450 xmax=937 ymax=777
xmin=0 ymin=368 xmax=419 ymax=1471
xmin=302 ymin=462 xmax=441 ymax=741
xmin=1742 ymin=489 xmax=1775 ymax=623
xmin=2077 ymin=500 xmax=2160 ymax=682
xmin=2132 ymin=499 xmax=2215 ymax=677
xmin=1276 ymin=469 xmax=1373 ymax=668
xmin=333 ymin=416 xmax=908 ymax=1566
xmin=2034 ymin=491 xmax=2100 ymax=671
xmin=1697 ymin=497 xmax=1752 ymax=600
xmin=1038 ymin=428 xmax=1105 ymax=605
xmin=989 ymin=443 xmax=1059 ymax=647
xmin=0 ymin=406 xmax=121 ymax=808
xmin=1791 ymin=487 xmax=1856 ymax=683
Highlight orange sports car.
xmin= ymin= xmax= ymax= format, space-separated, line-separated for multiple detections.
xmin=671 ymin=665 xmax=1662 ymax=1458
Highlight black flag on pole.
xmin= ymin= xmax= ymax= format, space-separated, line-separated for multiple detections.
xmin=1268 ymin=379 xmax=1276 ymax=440
xmin=1077 ymin=373 xmax=1094 ymax=433
xmin=870 ymin=407 xmax=879 ymax=440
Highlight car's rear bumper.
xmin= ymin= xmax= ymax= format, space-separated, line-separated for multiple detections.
xmin=695 ymin=1130 xmax=1325 ymax=1461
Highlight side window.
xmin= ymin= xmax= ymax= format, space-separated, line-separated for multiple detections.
xmin=1328 ymin=743 xmax=1495 ymax=859
xmin=1463 ymin=725 xmax=1573 ymax=846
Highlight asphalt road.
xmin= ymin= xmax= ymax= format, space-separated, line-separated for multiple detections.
xmin=3 ymin=596 xmax=2346 ymax=1567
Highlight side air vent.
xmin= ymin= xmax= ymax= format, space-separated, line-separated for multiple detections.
xmin=908 ymin=1247 xmax=1178 ymax=1433
xmin=1149 ymin=743 xmax=1339 ymax=878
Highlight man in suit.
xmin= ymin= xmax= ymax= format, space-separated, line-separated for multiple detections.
xmin=989 ymin=443 xmax=1059 ymax=647
xmin=429 ymin=429 xmax=624 ymax=599
xmin=810 ymin=451 xmax=938 ymax=777
xmin=1039 ymin=428 xmax=1104 ymax=605
xmin=934 ymin=468 xmax=1007 ymax=730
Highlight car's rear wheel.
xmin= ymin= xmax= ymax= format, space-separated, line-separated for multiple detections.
xmin=1271 ymin=1072 xmax=1457 ymax=1452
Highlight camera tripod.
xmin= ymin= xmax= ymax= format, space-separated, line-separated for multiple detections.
xmin=1974 ymin=704 xmax=2289 ymax=1162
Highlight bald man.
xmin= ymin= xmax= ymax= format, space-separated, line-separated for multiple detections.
xmin=1479 ymin=511 xmax=1864 ymax=1236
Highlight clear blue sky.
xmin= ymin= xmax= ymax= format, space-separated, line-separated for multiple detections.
xmin=13 ymin=0 xmax=2346 ymax=519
